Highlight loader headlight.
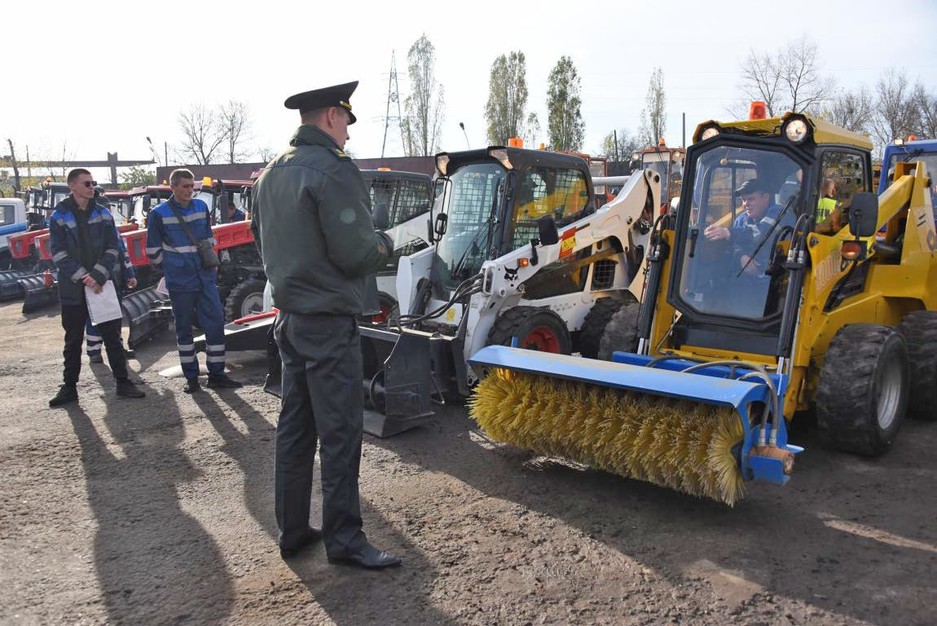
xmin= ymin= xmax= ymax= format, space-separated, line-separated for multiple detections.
xmin=488 ymin=148 xmax=514 ymax=170
xmin=782 ymin=117 xmax=810 ymax=144
xmin=435 ymin=153 xmax=450 ymax=176
xmin=696 ymin=123 xmax=721 ymax=142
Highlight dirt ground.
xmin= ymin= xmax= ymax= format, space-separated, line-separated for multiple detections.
xmin=0 ymin=299 xmax=935 ymax=626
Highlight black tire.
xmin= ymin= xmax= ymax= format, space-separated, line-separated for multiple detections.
xmin=487 ymin=306 xmax=572 ymax=354
xmin=897 ymin=311 xmax=937 ymax=421
xmin=224 ymin=278 xmax=267 ymax=321
xmin=597 ymin=301 xmax=640 ymax=361
xmin=816 ymin=324 xmax=909 ymax=456
xmin=0 ymin=249 xmax=11 ymax=271
xmin=579 ymin=294 xmax=636 ymax=359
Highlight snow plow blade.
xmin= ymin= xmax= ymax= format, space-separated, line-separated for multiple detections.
xmin=467 ymin=345 xmax=803 ymax=506
xmin=0 ymin=270 xmax=29 ymax=301
xmin=20 ymin=274 xmax=57 ymax=313
xmin=122 ymin=286 xmax=172 ymax=349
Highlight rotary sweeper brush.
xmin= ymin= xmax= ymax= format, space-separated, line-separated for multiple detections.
xmin=470 ymin=108 xmax=937 ymax=505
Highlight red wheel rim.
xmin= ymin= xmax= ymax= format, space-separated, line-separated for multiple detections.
xmin=521 ymin=326 xmax=562 ymax=352
xmin=371 ymin=304 xmax=391 ymax=324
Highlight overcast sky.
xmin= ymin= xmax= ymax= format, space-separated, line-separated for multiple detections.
xmin=4 ymin=0 xmax=937 ymax=179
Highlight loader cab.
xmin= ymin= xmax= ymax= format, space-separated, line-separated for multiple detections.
xmin=431 ymin=146 xmax=592 ymax=291
xmin=667 ymin=113 xmax=874 ymax=356
xmin=879 ymin=138 xmax=937 ymax=209
xmin=635 ymin=144 xmax=686 ymax=212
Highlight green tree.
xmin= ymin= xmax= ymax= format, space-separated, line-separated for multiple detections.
xmin=639 ymin=68 xmax=667 ymax=146
xmin=403 ymin=34 xmax=445 ymax=156
xmin=119 ymin=165 xmax=156 ymax=190
xmin=546 ymin=56 xmax=585 ymax=151
xmin=484 ymin=51 xmax=529 ymax=145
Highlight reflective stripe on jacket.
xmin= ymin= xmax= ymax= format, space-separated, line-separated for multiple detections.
xmin=145 ymin=197 xmax=216 ymax=292
xmin=49 ymin=198 xmax=120 ymax=305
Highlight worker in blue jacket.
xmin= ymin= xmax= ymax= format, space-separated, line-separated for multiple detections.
xmin=146 ymin=168 xmax=241 ymax=393
xmin=48 ymin=168 xmax=146 ymax=407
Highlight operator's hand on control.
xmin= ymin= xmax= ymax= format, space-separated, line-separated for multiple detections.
xmin=126 ymin=277 xmax=137 ymax=290
xmin=704 ymin=224 xmax=730 ymax=241
xmin=82 ymin=274 xmax=103 ymax=294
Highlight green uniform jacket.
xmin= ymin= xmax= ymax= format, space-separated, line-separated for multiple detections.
xmin=251 ymin=125 xmax=392 ymax=316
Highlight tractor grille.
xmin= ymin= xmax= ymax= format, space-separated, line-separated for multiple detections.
xmin=592 ymin=259 xmax=616 ymax=290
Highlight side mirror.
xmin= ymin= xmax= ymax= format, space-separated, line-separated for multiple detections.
xmin=434 ymin=212 xmax=448 ymax=237
xmin=849 ymin=192 xmax=879 ymax=238
xmin=371 ymin=202 xmax=390 ymax=230
xmin=537 ymin=214 xmax=559 ymax=245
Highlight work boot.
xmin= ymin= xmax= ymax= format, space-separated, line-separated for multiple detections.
xmin=328 ymin=544 xmax=402 ymax=569
xmin=88 ymin=353 xmax=104 ymax=364
xmin=183 ymin=379 xmax=202 ymax=394
xmin=279 ymin=527 xmax=323 ymax=559
xmin=116 ymin=379 xmax=145 ymax=399
xmin=207 ymin=374 xmax=243 ymax=389
xmin=49 ymin=384 xmax=78 ymax=407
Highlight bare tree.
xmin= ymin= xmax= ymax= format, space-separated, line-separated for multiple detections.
xmin=178 ymin=104 xmax=225 ymax=165
xmin=826 ymin=87 xmax=875 ymax=134
xmin=911 ymin=83 xmax=937 ymax=139
xmin=219 ymin=100 xmax=252 ymax=164
xmin=484 ymin=51 xmax=529 ymax=145
xmin=403 ymin=34 xmax=445 ymax=157
xmin=257 ymin=146 xmax=277 ymax=162
xmin=870 ymin=68 xmax=919 ymax=149
xmin=639 ymin=68 xmax=667 ymax=146
xmin=738 ymin=36 xmax=833 ymax=117
xmin=599 ymin=128 xmax=640 ymax=162
xmin=546 ymin=56 xmax=585 ymax=151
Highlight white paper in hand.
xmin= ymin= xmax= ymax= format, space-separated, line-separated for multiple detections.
xmin=85 ymin=280 xmax=122 ymax=325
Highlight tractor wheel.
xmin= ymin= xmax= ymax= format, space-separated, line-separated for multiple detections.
xmin=816 ymin=324 xmax=909 ymax=456
xmin=897 ymin=311 xmax=937 ymax=421
xmin=578 ymin=294 xmax=637 ymax=359
xmin=0 ymin=249 xmax=11 ymax=271
xmin=224 ymin=278 xmax=267 ymax=322
xmin=597 ymin=301 xmax=640 ymax=361
xmin=487 ymin=306 xmax=572 ymax=354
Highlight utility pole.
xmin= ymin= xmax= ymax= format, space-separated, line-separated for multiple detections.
xmin=381 ymin=51 xmax=405 ymax=158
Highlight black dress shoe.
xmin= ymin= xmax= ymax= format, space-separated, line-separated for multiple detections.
xmin=328 ymin=544 xmax=402 ymax=569
xmin=49 ymin=384 xmax=78 ymax=407
xmin=116 ymin=379 xmax=145 ymax=398
xmin=206 ymin=374 xmax=243 ymax=389
xmin=183 ymin=379 xmax=202 ymax=394
xmin=279 ymin=527 xmax=323 ymax=559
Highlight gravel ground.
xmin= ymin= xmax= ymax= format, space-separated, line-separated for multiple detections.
xmin=0 ymin=299 xmax=935 ymax=625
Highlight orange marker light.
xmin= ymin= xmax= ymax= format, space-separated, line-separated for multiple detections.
xmin=749 ymin=101 xmax=767 ymax=120
xmin=518 ymin=258 xmax=530 ymax=268
xmin=841 ymin=240 xmax=865 ymax=260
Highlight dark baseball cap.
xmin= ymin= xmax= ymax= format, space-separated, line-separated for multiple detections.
xmin=735 ymin=178 xmax=771 ymax=195
xmin=284 ymin=81 xmax=358 ymax=124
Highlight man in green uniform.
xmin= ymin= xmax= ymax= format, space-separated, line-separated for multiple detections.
xmin=251 ymin=81 xmax=400 ymax=568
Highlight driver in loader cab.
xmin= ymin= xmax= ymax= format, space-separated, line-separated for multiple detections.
xmin=704 ymin=177 xmax=788 ymax=275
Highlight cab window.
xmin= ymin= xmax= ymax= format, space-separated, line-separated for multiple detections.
xmin=816 ymin=151 xmax=867 ymax=233
xmin=0 ymin=204 xmax=15 ymax=226
xmin=512 ymin=167 xmax=588 ymax=249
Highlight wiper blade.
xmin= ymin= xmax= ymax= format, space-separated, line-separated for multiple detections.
xmin=737 ymin=194 xmax=797 ymax=278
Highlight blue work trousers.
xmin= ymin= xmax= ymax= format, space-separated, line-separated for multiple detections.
xmin=169 ymin=284 xmax=226 ymax=380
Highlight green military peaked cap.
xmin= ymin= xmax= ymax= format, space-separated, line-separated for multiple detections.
xmin=284 ymin=81 xmax=358 ymax=124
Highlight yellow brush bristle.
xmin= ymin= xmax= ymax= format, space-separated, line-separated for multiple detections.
xmin=469 ymin=368 xmax=747 ymax=506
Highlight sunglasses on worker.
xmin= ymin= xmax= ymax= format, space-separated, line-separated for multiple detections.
xmin=81 ymin=180 xmax=98 ymax=188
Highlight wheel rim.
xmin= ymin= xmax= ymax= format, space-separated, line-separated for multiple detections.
xmin=371 ymin=304 xmax=391 ymax=324
xmin=521 ymin=326 xmax=562 ymax=353
xmin=875 ymin=350 xmax=904 ymax=430
xmin=241 ymin=292 xmax=265 ymax=317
